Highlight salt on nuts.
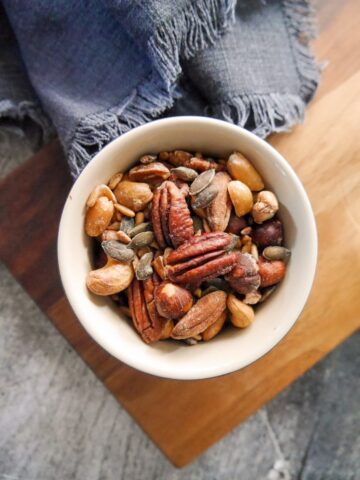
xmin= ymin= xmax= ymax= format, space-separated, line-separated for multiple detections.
xmin=252 ymin=190 xmax=279 ymax=224
xmin=227 ymin=293 xmax=255 ymax=328
xmin=243 ymin=290 xmax=262 ymax=305
xmin=202 ymin=310 xmax=227 ymax=341
xmin=114 ymin=180 xmax=153 ymax=212
xmin=227 ymin=152 xmax=264 ymax=191
xmin=86 ymin=184 xmax=117 ymax=208
xmin=85 ymin=196 xmax=114 ymax=237
xmin=114 ymin=203 xmax=135 ymax=218
xmin=86 ymin=257 xmax=134 ymax=295
xmin=263 ymin=246 xmax=291 ymax=261
xmin=228 ymin=181 xmax=253 ymax=217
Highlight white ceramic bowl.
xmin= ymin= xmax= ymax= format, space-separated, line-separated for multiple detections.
xmin=58 ymin=117 xmax=317 ymax=380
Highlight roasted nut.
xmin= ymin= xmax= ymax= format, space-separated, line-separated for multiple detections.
xmin=202 ymin=310 xmax=227 ymax=341
xmin=140 ymin=154 xmax=157 ymax=164
xmin=166 ymin=232 xmax=240 ymax=286
xmin=243 ymin=290 xmax=262 ymax=305
xmin=108 ymin=173 xmax=123 ymax=190
xmin=225 ymin=253 xmax=260 ymax=295
xmin=128 ymin=162 xmax=170 ymax=183
xmin=114 ymin=203 xmax=135 ymax=217
xmin=202 ymin=218 xmax=211 ymax=233
xmin=250 ymin=243 xmax=259 ymax=261
xmin=252 ymin=191 xmax=279 ymax=224
xmin=258 ymin=285 xmax=277 ymax=303
xmin=85 ymin=196 xmax=114 ymax=237
xmin=135 ymin=252 xmax=154 ymax=280
xmin=170 ymin=167 xmax=198 ymax=182
xmin=263 ymin=246 xmax=291 ymax=261
xmin=154 ymin=282 xmax=193 ymax=319
xmin=135 ymin=212 xmax=145 ymax=225
xmin=101 ymin=240 xmax=135 ymax=262
xmin=226 ymin=213 xmax=247 ymax=235
xmin=101 ymin=230 xmax=131 ymax=244
xmin=128 ymin=276 xmax=169 ymax=343
xmin=167 ymin=151 xmax=223 ymax=172
xmin=114 ymin=181 xmax=153 ymax=212
xmin=171 ymin=291 xmax=227 ymax=339
xmin=227 ymin=294 xmax=255 ymax=328
xmin=206 ymin=172 xmax=232 ymax=232
xmin=227 ymin=152 xmax=264 ymax=191
xmin=152 ymin=255 xmax=167 ymax=280
xmin=107 ymin=221 xmax=121 ymax=231
xmin=252 ymin=219 xmax=283 ymax=247
xmin=160 ymin=319 xmax=174 ymax=339
xmin=151 ymin=181 xmax=194 ymax=249
xmin=228 ymin=181 xmax=253 ymax=217
xmin=86 ymin=184 xmax=117 ymax=207
xmin=258 ymin=256 xmax=286 ymax=287
xmin=86 ymin=257 xmax=134 ymax=295
xmin=190 ymin=169 xmax=215 ymax=195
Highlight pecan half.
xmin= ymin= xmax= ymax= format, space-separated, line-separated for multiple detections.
xmin=171 ymin=291 xmax=227 ymax=339
xmin=225 ymin=253 xmax=260 ymax=295
xmin=206 ymin=172 xmax=232 ymax=232
xmin=128 ymin=274 xmax=172 ymax=343
xmin=166 ymin=232 xmax=239 ymax=286
xmin=167 ymin=150 xmax=224 ymax=172
xmin=151 ymin=181 xmax=194 ymax=249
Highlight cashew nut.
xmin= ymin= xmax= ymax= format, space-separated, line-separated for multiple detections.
xmin=86 ymin=257 xmax=134 ymax=296
xmin=87 ymin=184 xmax=117 ymax=208
xmin=227 ymin=293 xmax=254 ymax=328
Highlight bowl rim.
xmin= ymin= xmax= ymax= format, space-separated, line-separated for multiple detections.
xmin=57 ymin=116 xmax=317 ymax=379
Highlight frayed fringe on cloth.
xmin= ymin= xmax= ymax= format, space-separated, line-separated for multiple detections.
xmin=68 ymin=0 xmax=236 ymax=177
xmin=207 ymin=0 xmax=320 ymax=138
xmin=68 ymin=0 xmax=320 ymax=178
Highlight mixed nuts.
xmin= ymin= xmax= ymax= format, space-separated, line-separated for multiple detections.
xmin=84 ymin=150 xmax=290 ymax=345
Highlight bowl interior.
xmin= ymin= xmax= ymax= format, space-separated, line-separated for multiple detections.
xmin=58 ymin=117 xmax=317 ymax=379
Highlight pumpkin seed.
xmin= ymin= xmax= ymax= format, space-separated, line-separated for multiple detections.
xmin=120 ymin=216 xmax=135 ymax=235
xmin=171 ymin=167 xmax=198 ymax=182
xmin=190 ymin=168 xmax=215 ymax=195
xmin=135 ymin=252 xmax=154 ymax=280
xmin=128 ymin=231 xmax=154 ymax=249
xmin=184 ymin=338 xmax=198 ymax=345
xmin=192 ymin=185 xmax=218 ymax=209
xmin=128 ymin=222 xmax=151 ymax=238
xmin=263 ymin=246 xmax=291 ymax=261
xmin=101 ymin=240 xmax=135 ymax=262
xmin=140 ymin=154 xmax=157 ymax=164
xmin=258 ymin=286 xmax=277 ymax=303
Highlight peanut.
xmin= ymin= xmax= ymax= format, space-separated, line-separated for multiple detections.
xmin=227 ymin=293 xmax=255 ymax=328
xmin=227 ymin=152 xmax=264 ymax=191
xmin=228 ymin=181 xmax=253 ymax=217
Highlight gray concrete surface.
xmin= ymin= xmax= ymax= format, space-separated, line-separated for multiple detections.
xmin=0 ymin=131 xmax=359 ymax=480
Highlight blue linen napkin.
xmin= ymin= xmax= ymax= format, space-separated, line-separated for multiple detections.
xmin=0 ymin=0 xmax=319 ymax=177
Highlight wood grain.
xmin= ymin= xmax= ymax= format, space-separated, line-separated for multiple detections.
xmin=0 ymin=1 xmax=359 ymax=467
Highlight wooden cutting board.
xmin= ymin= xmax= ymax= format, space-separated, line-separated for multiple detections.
xmin=0 ymin=0 xmax=359 ymax=467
